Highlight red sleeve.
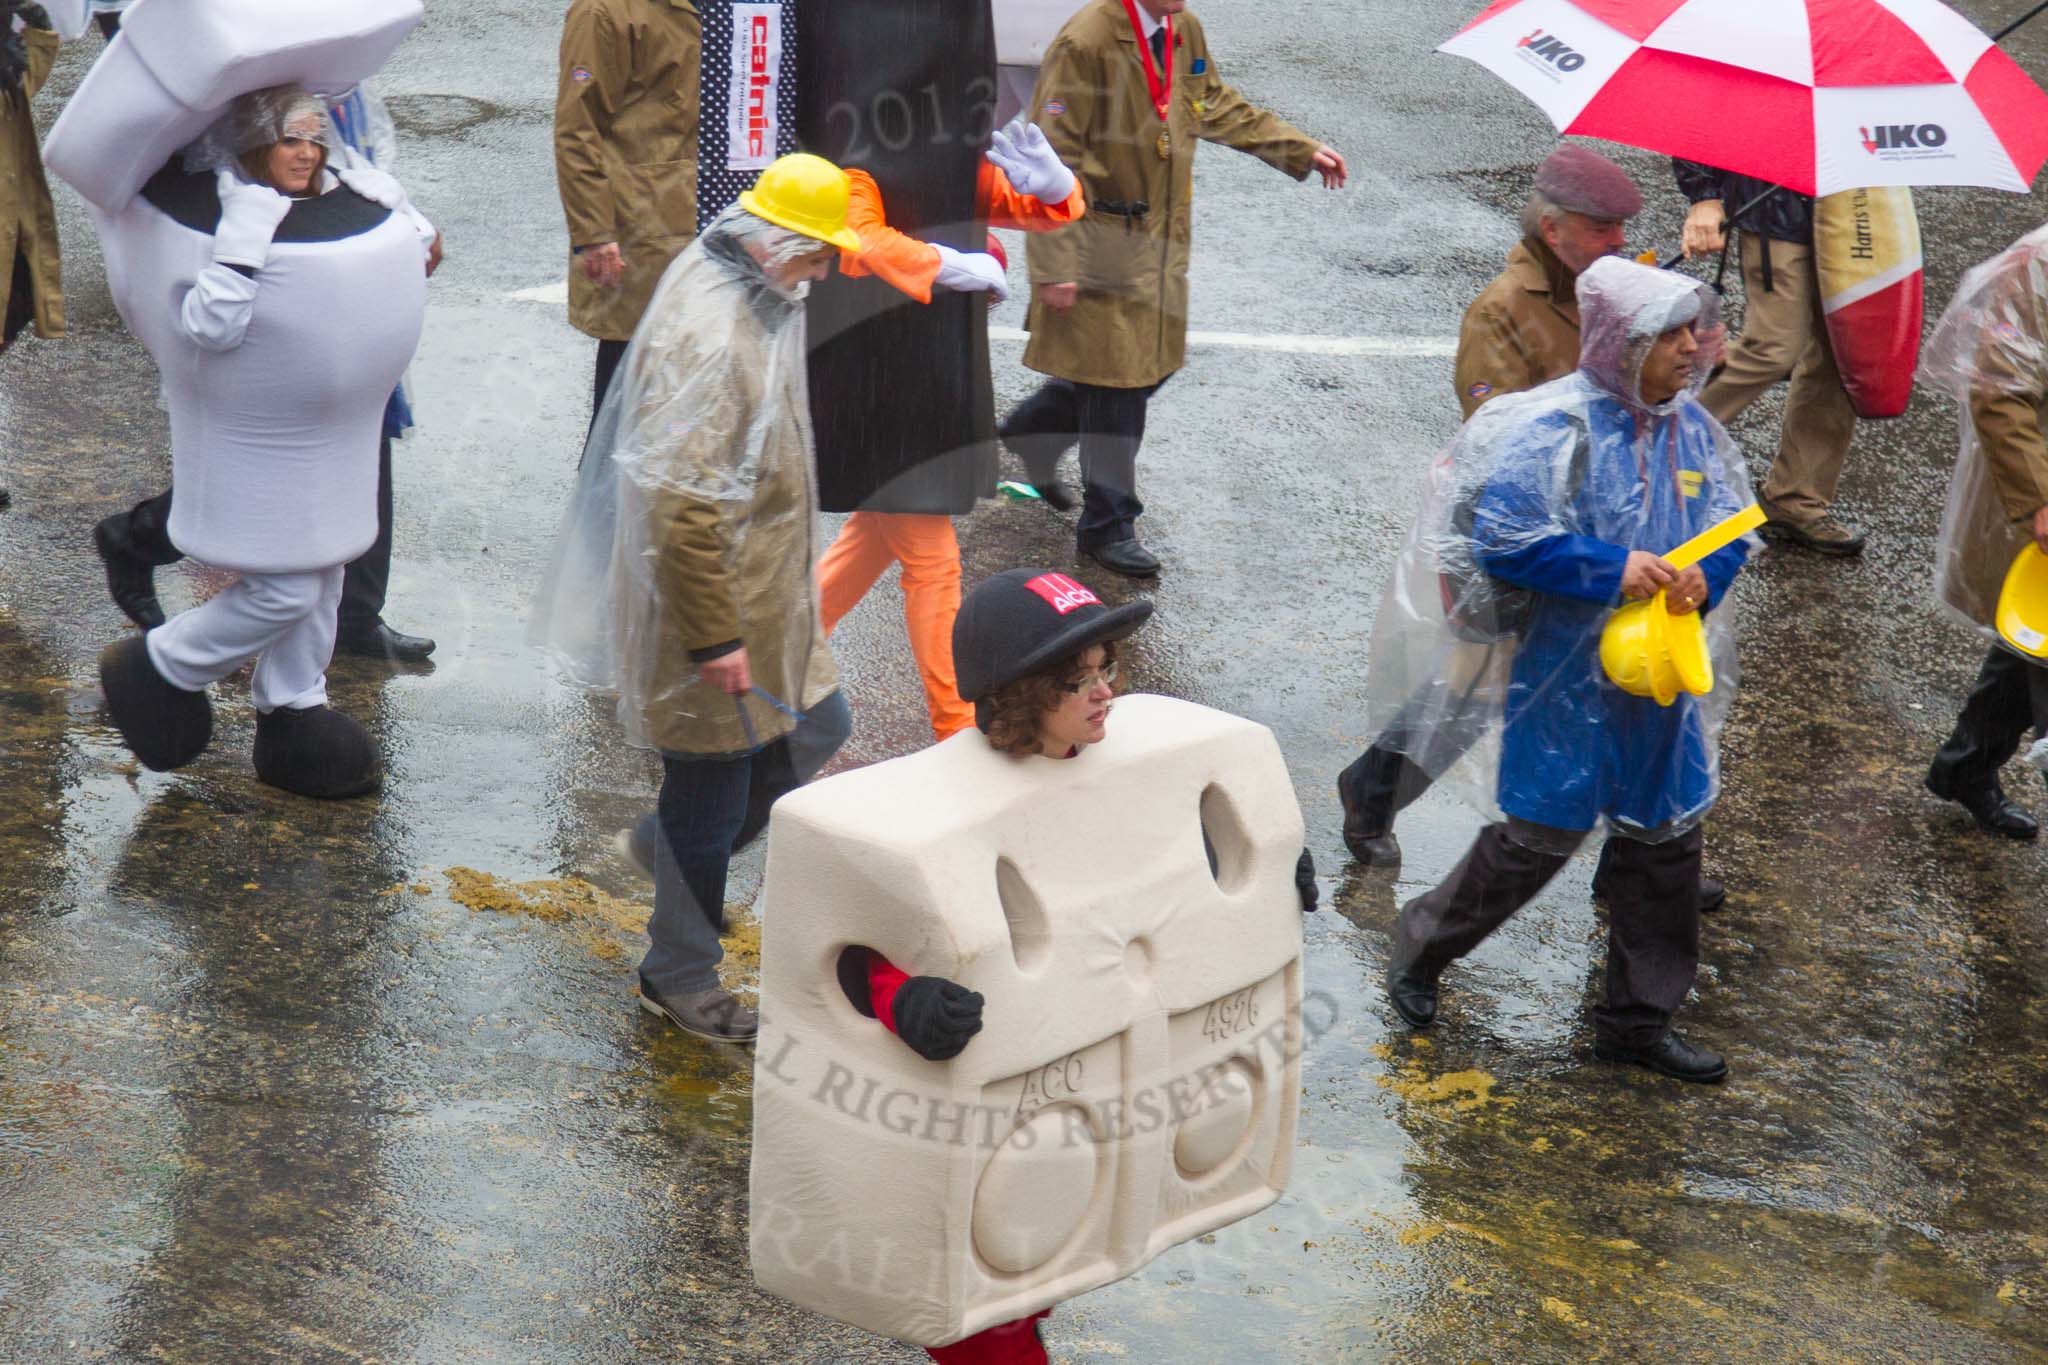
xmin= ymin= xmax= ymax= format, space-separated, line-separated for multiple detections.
xmin=867 ymin=953 xmax=912 ymax=1034
xmin=837 ymin=169 xmax=942 ymax=303
xmin=980 ymin=161 xmax=1086 ymax=232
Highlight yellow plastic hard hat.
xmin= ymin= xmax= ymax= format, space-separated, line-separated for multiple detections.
xmin=738 ymin=153 xmax=864 ymax=253
xmin=1996 ymin=542 xmax=2048 ymax=658
xmin=1600 ymin=591 xmax=1713 ymax=707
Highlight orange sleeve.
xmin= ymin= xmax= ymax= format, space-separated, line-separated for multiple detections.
xmin=837 ymin=168 xmax=942 ymax=304
xmin=979 ymin=161 xmax=1086 ymax=232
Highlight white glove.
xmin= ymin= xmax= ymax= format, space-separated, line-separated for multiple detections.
xmin=986 ymin=118 xmax=1075 ymax=205
xmin=211 ymin=169 xmax=294 ymax=271
xmin=336 ymin=162 xmax=406 ymax=211
xmin=932 ymin=244 xmax=1010 ymax=303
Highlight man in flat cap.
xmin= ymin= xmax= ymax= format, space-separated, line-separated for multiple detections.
xmin=1450 ymin=143 xmax=1641 ymax=419
xmin=1340 ymin=144 xmax=1650 ymax=868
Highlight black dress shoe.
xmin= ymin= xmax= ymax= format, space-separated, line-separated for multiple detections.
xmin=1925 ymin=769 xmax=2039 ymax=840
xmin=99 ymin=635 xmax=212 ymax=771
xmin=336 ymin=620 xmax=436 ymax=662
xmin=1593 ymin=1030 xmax=1728 ymax=1084
xmin=94 ymin=514 xmax=168 ymax=631
xmin=1032 ymin=479 xmax=1077 ymax=512
xmin=1384 ymin=961 xmax=1438 ymax=1028
xmin=1082 ymin=538 xmax=1160 ymax=579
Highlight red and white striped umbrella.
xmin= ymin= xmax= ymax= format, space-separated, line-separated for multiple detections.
xmin=1441 ymin=0 xmax=2048 ymax=196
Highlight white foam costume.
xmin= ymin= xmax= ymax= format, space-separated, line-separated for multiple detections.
xmin=748 ymin=695 xmax=1306 ymax=1348
xmin=45 ymin=0 xmax=429 ymax=712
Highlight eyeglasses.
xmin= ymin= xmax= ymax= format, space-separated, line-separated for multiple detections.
xmin=1060 ymin=661 xmax=1120 ymax=696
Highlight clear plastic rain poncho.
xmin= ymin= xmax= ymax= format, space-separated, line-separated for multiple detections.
xmin=532 ymin=205 xmax=841 ymax=757
xmin=1362 ymin=256 xmax=1758 ymax=848
xmin=179 ymin=84 xmax=345 ymax=175
xmin=1925 ymin=223 xmax=2048 ymax=641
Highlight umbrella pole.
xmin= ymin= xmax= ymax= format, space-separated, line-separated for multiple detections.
xmin=1995 ymin=1 xmax=2048 ymax=41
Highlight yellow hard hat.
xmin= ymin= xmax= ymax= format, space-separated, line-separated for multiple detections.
xmin=1600 ymin=591 xmax=1713 ymax=707
xmin=738 ymin=153 xmax=864 ymax=253
xmin=1996 ymin=542 xmax=2048 ymax=658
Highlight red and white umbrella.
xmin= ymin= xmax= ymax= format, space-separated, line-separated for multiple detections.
xmin=1440 ymin=0 xmax=2048 ymax=196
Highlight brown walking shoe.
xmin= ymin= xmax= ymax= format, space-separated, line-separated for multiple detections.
xmin=638 ymin=977 xmax=758 ymax=1045
xmin=1756 ymin=501 xmax=1866 ymax=556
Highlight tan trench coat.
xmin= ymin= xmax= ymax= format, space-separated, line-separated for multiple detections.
xmin=1451 ymin=235 xmax=1581 ymax=419
xmin=633 ymin=281 xmax=835 ymax=756
xmin=554 ymin=0 xmax=701 ymax=342
xmin=1 ymin=28 xmax=63 ymax=344
xmin=1943 ymin=262 xmax=2048 ymax=632
xmin=1022 ymin=0 xmax=1318 ymax=389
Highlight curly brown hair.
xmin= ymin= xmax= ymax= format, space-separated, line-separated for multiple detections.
xmin=982 ymin=639 xmax=1121 ymax=757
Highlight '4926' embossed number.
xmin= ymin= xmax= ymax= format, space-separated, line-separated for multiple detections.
xmin=1200 ymin=987 xmax=1258 ymax=1043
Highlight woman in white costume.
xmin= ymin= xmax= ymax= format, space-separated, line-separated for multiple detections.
xmin=96 ymin=85 xmax=433 ymax=798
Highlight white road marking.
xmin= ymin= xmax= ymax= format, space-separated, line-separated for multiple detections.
xmin=989 ymin=325 xmax=1456 ymax=357
xmin=505 ymin=282 xmax=1456 ymax=357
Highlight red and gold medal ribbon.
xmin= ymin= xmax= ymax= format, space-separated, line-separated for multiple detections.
xmin=1118 ymin=0 xmax=1174 ymax=122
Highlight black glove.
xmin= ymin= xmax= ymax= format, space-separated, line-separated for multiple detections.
xmin=11 ymin=3 xmax=51 ymax=32
xmin=892 ymin=976 xmax=985 ymax=1061
xmin=1296 ymin=847 xmax=1320 ymax=912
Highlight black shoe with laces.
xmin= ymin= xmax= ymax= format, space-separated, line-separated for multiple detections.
xmin=1593 ymin=1029 xmax=1728 ymax=1084
xmin=1925 ymin=768 xmax=2039 ymax=840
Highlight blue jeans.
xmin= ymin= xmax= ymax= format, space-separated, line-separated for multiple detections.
xmin=640 ymin=690 xmax=852 ymax=997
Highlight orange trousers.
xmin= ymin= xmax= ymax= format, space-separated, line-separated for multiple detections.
xmin=817 ymin=511 xmax=975 ymax=740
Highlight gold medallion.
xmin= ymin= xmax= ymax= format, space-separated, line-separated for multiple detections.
xmin=1156 ymin=128 xmax=1172 ymax=160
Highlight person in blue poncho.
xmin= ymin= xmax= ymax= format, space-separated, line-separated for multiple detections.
xmin=1378 ymin=255 xmax=1757 ymax=1085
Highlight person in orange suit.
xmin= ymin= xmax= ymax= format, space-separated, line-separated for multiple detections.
xmin=815 ymin=120 xmax=1083 ymax=740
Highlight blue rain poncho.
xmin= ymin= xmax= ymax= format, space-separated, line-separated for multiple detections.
xmin=1362 ymin=256 xmax=1758 ymax=846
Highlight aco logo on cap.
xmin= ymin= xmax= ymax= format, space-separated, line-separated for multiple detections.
xmin=1025 ymin=572 xmax=1100 ymax=615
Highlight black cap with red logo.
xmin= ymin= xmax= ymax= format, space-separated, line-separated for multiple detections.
xmin=952 ymin=569 xmax=1154 ymax=730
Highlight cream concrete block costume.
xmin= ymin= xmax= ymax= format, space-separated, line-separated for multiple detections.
xmin=46 ymin=0 xmax=430 ymax=798
xmin=749 ymin=693 xmax=1304 ymax=1347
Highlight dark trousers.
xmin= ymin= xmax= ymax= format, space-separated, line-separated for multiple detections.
xmin=999 ymin=376 xmax=1167 ymax=547
xmin=1391 ymin=821 xmax=1704 ymax=1047
xmin=123 ymin=437 xmax=398 ymax=626
xmin=593 ymin=337 xmax=630 ymax=431
xmin=1930 ymin=644 xmax=2048 ymax=792
xmin=642 ymin=691 xmax=853 ymax=997
xmin=94 ymin=12 xmax=121 ymax=37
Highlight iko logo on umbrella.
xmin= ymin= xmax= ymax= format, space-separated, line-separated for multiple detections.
xmin=1861 ymin=123 xmax=1952 ymax=162
xmin=1515 ymin=27 xmax=1586 ymax=75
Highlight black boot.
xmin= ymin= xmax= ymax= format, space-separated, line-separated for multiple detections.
xmin=98 ymin=636 xmax=211 ymax=771
xmin=253 ymin=705 xmax=381 ymax=799
xmin=1337 ymin=753 xmax=1401 ymax=867
xmin=1384 ymin=959 xmax=1439 ymax=1028
xmin=94 ymin=507 xmax=177 ymax=631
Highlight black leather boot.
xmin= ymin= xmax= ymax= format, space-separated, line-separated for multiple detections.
xmin=1384 ymin=959 xmax=1439 ymax=1028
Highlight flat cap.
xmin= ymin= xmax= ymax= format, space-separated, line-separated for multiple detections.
xmin=1534 ymin=144 xmax=1642 ymax=221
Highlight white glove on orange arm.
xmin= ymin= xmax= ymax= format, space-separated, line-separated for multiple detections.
xmin=211 ymin=168 xmax=293 ymax=270
xmin=932 ymin=244 xmax=1010 ymax=303
xmin=986 ymin=118 xmax=1075 ymax=204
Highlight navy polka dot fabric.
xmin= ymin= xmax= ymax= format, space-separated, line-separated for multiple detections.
xmin=697 ymin=0 xmax=800 ymax=222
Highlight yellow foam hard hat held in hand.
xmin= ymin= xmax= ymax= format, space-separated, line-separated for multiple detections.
xmin=1599 ymin=504 xmax=1766 ymax=706
xmin=1996 ymin=543 xmax=2048 ymax=658
xmin=738 ymin=153 xmax=865 ymax=252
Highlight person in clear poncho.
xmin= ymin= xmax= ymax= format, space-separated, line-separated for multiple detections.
xmin=533 ymin=155 xmax=869 ymax=1045
xmin=1374 ymin=256 xmax=1757 ymax=1086
xmin=1923 ymin=225 xmax=2048 ymax=841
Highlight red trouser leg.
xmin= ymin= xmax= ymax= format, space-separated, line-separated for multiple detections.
xmin=923 ymin=1310 xmax=1051 ymax=1365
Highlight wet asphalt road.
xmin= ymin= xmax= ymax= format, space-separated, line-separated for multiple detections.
xmin=5 ymin=0 xmax=2048 ymax=1360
